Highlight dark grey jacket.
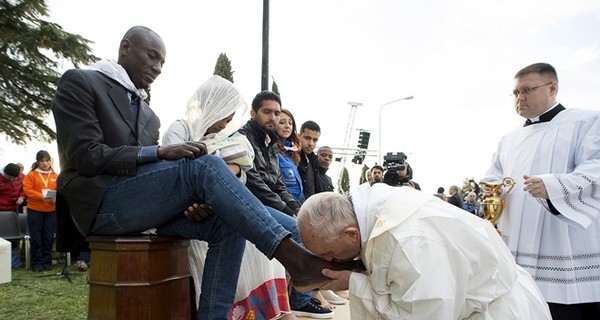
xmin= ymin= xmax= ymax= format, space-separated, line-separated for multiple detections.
xmin=236 ymin=120 xmax=300 ymax=215
xmin=53 ymin=69 xmax=161 ymax=235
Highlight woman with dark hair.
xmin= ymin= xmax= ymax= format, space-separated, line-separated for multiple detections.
xmin=276 ymin=109 xmax=304 ymax=203
xmin=23 ymin=150 xmax=58 ymax=271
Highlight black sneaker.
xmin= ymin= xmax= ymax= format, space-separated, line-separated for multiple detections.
xmin=291 ymin=298 xmax=334 ymax=319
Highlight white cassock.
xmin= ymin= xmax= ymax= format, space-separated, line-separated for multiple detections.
xmin=347 ymin=184 xmax=551 ymax=319
xmin=484 ymin=107 xmax=600 ymax=304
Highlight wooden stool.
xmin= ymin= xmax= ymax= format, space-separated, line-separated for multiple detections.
xmin=87 ymin=236 xmax=195 ymax=320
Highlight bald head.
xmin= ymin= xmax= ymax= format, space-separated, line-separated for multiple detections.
xmin=117 ymin=26 xmax=166 ymax=89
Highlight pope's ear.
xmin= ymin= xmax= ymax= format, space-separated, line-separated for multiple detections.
xmin=343 ymin=227 xmax=360 ymax=243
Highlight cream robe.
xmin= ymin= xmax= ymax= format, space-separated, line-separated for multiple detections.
xmin=348 ymin=184 xmax=550 ymax=319
xmin=484 ymin=108 xmax=600 ymax=304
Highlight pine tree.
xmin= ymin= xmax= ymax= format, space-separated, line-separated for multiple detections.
xmin=359 ymin=164 xmax=369 ymax=185
xmin=338 ymin=167 xmax=350 ymax=194
xmin=1 ymin=0 xmax=98 ymax=144
xmin=271 ymin=76 xmax=279 ymax=95
xmin=213 ymin=53 xmax=234 ymax=82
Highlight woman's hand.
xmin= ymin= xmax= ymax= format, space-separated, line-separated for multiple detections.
xmin=226 ymin=163 xmax=242 ymax=177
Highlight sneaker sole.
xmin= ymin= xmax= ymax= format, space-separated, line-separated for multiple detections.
xmin=290 ymin=310 xmax=334 ymax=319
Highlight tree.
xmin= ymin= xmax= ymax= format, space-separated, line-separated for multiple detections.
xmin=271 ymin=76 xmax=279 ymax=95
xmin=213 ymin=53 xmax=234 ymax=82
xmin=338 ymin=166 xmax=350 ymax=194
xmin=1 ymin=0 xmax=98 ymax=144
xmin=359 ymin=164 xmax=369 ymax=185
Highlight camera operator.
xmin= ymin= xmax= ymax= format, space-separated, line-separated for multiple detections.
xmin=381 ymin=152 xmax=421 ymax=190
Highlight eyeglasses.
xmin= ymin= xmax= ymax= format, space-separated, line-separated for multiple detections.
xmin=512 ymin=82 xmax=554 ymax=98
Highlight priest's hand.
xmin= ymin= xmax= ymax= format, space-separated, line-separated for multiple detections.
xmin=523 ymin=174 xmax=549 ymax=199
xmin=320 ymin=269 xmax=351 ymax=291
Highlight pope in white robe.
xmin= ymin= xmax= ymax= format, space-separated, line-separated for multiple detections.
xmin=297 ymin=185 xmax=551 ymax=319
xmin=483 ymin=63 xmax=600 ymax=310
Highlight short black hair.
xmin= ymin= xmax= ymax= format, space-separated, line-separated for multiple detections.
xmin=299 ymin=120 xmax=320 ymax=134
xmin=372 ymin=165 xmax=384 ymax=172
xmin=251 ymin=91 xmax=281 ymax=112
xmin=437 ymin=187 xmax=445 ymax=193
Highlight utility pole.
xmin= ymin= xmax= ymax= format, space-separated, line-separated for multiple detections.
xmin=261 ymin=0 xmax=269 ymax=91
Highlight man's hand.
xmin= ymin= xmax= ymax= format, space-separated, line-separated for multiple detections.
xmin=320 ymin=269 xmax=351 ymax=291
xmin=184 ymin=203 xmax=214 ymax=221
xmin=16 ymin=197 xmax=24 ymax=205
xmin=158 ymin=142 xmax=207 ymax=160
xmin=523 ymin=174 xmax=549 ymax=199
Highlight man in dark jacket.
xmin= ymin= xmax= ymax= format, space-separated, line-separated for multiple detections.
xmin=447 ymin=185 xmax=463 ymax=208
xmin=236 ymin=91 xmax=301 ymax=216
xmin=317 ymin=146 xmax=334 ymax=192
xmin=237 ymin=92 xmax=333 ymax=318
xmin=298 ymin=121 xmax=323 ymax=200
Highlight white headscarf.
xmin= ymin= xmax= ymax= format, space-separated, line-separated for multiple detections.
xmin=185 ymin=75 xmax=247 ymax=141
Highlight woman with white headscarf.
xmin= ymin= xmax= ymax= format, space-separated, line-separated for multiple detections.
xmin=163 ymin=75 xmax=294 ymax=319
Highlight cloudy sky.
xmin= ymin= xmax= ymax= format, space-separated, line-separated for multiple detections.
xmin=2 ymin=0 xmax=600 ymax=193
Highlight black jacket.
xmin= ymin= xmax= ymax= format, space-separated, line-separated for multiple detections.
xmin=298 ymin=150 xmax=321 ymax=200
xmin=237 ymin=120 xmax=300 ymax=215
xmin=448 ymin=193 xmax=463 ymax=208
xmin=53 ymin=69 xmax=160 ymax=235
xmin=317 ymin=166 xmax=334 ymax=192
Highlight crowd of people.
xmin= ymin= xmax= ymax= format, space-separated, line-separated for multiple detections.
xmin=3 ymin=24 xmax=598 ymax=320
xmin=1 ymin=153 xmax=90 ymax=272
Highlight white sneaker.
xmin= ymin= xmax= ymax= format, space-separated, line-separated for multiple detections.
xmin=321 ymin=290 xmax=348 ymax=305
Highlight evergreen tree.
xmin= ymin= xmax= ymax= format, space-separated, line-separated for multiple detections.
xmin=359 ymin=164 xmax=369 ymax=185
xmin=213 ymin=53 xmax=234 ymax=82
xmin=338 ymin=166 xmax=350 ymax=194
xmin=1 ymin=0 xmax=98 ymax=144
xmin=271 ymin=76 xmax=279 ymax=95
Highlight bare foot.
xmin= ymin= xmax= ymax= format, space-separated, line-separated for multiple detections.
xmin=279 ymin=312 xmax=298 ymax=319
xmin=312 ymin=290 xmax=335 ymax=310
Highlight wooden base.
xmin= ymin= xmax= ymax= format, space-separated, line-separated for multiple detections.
xmin=87 ymin=236 xmax=195 ymax=320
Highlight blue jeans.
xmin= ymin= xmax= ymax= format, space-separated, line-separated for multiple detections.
xmin=90 ymin=156 xmax=292 ymax=320
xmin=264 ymin=207 xmax=312 ymax=309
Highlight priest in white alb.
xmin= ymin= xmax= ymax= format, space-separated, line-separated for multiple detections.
xmin=482 ymin=62 xmax=600 ymax=320
xmin=297 ymin=186 xmax=551 ymax=319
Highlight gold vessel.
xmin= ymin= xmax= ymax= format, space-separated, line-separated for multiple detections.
xmin=480 ymin=177 xmax=516 ymax=225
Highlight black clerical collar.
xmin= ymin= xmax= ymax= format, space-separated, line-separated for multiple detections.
xmin=524 ymin=104 xmax=565 ymax=127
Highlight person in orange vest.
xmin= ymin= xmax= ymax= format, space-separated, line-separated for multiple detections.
xmin=23 ymin=150 xmax=58 ymax=272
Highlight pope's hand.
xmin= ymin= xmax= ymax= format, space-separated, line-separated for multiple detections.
xmin=320 ymin=269 xmax=351 ymax=291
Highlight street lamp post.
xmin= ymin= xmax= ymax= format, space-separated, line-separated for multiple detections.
xmin=378 ymin=96 xmax=414 ymax=163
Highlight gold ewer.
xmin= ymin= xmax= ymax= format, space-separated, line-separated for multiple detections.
xmin=480 ymin=177 xmax=516 ymax=226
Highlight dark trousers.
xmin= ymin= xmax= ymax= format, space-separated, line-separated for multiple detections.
xmin=27 ymin=208 xmax=56 ymax=268
xmin=549 ymin=302 xmax=600 ymax=320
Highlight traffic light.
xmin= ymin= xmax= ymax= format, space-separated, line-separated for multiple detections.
xmin=357 ymin=131 xmax=371 ymax=149
xmin=352 ymin=150 xmax=366 ymax=164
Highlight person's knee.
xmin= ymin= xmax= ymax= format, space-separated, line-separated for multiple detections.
xmin=194 ymin=154 xmax=225 ymax=168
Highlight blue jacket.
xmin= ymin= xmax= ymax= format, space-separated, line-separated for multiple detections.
xmin=278 ymin=153 xmax=304 ymax=203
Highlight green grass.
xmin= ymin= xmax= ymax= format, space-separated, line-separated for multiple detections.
xmin=0 ymin=263 xmax=88 ymax=320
